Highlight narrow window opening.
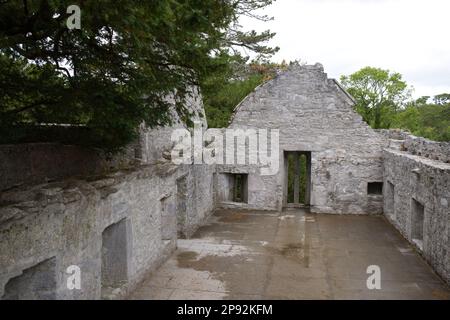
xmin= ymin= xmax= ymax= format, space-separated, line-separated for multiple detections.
xmin=386 ymin=181 xmax=395 ymax=218
xmin=233 ymin=174 xmax=248 ymax=203
xmin=160 ymin=195 xmax=176 ymax=241
xmin=176 ymin=175 xmax=188 ymax=238
xmin=411 ymin=198 xmax=425 ymax=250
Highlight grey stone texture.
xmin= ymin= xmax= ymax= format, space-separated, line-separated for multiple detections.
xmin=0 ymin=160 xmax=214 ymax=299
xmin=0 ymin=88 xmax=214 ymax=299
xmin=1 ymin=64 xmax=449 ymax=299
xmin=218 ymin=63 xmax=387 ymax=214
xmin=0 ymin=142 xmax=140 ymax=191
xmin=378 ymin=129 xmax=450 ymax=163
xmin=383 ymin=132 xmax=450 ymax=284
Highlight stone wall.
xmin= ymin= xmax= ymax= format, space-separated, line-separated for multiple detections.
xmin=0 ymin=88 xmax=206 ymax=192
xmin=0 ymin=159 xmax=215 ymax=299
xmin=218 ymin=64 xmax=387 ymax=214
xmin=378 ymin=129 xmax=450 ymax=163
xmin=0 ymin=87 xmax=215 ymax=299
xmin=139 ymin=88 xmax=207 ymax=164
xmin=383 ymin=132 xmax=450 ymax=284
xmin=178 ymin=164 xmax=215 ymax=238
xmin=0 ymin=142 xmax=139 ymax=191
xmin=0 ymin=163 xmax=174 ymax=299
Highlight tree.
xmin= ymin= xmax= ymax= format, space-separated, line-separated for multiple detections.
xmin=340 ymin=67 xmax=411 ymax=129
xmin=202 ymin=60 xmax=287 ymax=128
xmin=392 ymin=95 xmax=450 ymax=141
xmin=0 ymin=0 xmax=278 ymax=151
xmin=433 ymin=93 xmax=450 ymax=105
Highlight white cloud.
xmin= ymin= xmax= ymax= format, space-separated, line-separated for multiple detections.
xmin=239 ymin=0 xmax=450 ymax=98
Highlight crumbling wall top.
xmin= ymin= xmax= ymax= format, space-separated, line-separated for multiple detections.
xmin=378 ymin=129 xmax=450 ymax=163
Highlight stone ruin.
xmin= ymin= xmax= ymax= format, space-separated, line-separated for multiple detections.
xmin=0 ymin=63 xmax=448 ymax=299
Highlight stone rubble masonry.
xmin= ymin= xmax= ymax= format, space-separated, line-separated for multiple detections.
xmin=382 ymin=130 xmax=450 ymax=284
xmin=0 ymin=142 xmax=140 ymax=191
xmin=1 ymin=65 xmax=449 ymax=299
xmin=0 ymin=159 xmax=215 ymax=299
xmin=0 ymin=87 xmax=214 ymax=299
xmin=0 ymin=87 xmax=206 ymax=192
xmin=217 ymin=63 xmax=387 ymax=214
xmin=378 ymin=129 xmax=450 ymax=163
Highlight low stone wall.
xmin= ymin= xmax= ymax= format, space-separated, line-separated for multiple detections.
xmin=0 ymin=142 xmax=139 ymax=192
xmin=378 ymin=129 xmax=450 ymax=163
xmin=383 ymin=147 xmax=450 ymax=285
xmin=0 ymin=161 xmax=214 ymax=299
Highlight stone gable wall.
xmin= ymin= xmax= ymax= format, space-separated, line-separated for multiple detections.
xmin=219 ymin=64 xmax=388 ymax=214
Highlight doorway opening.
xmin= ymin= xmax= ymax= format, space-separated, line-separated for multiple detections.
xmin=284 ymin=151 xmax=311 ymax=207
xmin=101 ymin=219 xmax=130 ymax=297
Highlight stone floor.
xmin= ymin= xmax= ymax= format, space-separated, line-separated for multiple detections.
xmin=129 ymin=209 xmax=449 ymax=300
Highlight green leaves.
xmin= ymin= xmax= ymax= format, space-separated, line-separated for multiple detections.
xmin=392 ymin=96 xmax=450 ymax=142
xmin=340 ymin=67 xmax=411 ymax=129
xmin=341 ymin=67 xmax=449 ymax=141
xmin=0 ymin=0 xmax=278 ymax=151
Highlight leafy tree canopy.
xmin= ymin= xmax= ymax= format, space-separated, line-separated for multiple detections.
xmin=340 ymin=67 xmax=411 ymax=129
xmin=341 ymin=67 xmax=449 ymax=141
xmin=0 ymin=0 xmax=278 ymax=151
xmin=391 ymin=95 xmax=450 ymax=142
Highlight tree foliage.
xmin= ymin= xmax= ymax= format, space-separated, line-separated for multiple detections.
xmin=202 ymin=60 xmax=288 ymax=128
xmin=340 ymin=67 xmax=411 ymax=129
xmin=391 ymin=96 xmax=450 ymax=142
xmin=341 ymin=67 xmax=449 ymax=141
xmin=0 ymin=0 xmax=278 ymax=151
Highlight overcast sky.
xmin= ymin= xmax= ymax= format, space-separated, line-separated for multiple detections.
xmin=239 ymin=0 xmax=450 ymax=98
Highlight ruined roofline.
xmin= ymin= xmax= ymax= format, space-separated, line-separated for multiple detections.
xmin=331 ymin=78 xmax=356 ymax=104
xmin=227 ymin=63 xmax=356 ymax=127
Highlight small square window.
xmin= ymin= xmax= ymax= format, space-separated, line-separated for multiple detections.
xmin=220 ymin=173 xmax=248 ymax=203
xmin=368 ymin=182 xmax=383 ymax=195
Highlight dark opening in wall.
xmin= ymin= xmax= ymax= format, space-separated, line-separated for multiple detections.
xmin=233 ymin=174 xmax=248 ymax=203
xmin=368 ymin=182 xmax=383 ymax=195
xmin=160 ymin=195 xmax=175 ymax=241
xmin=386 ymin=181 xmax=395 ymax=218
xmin=101 ymin=219 xmax=130 ymax=297
xmin=2 ymin=257 xmax=57 ymax=300
xmin=284 ymin=151 xmax=312 ymax=207
xmin=176 ymin=175 xmax=188 ymax=238
xmin=411 ymin=198 xmax=425 ymax=250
